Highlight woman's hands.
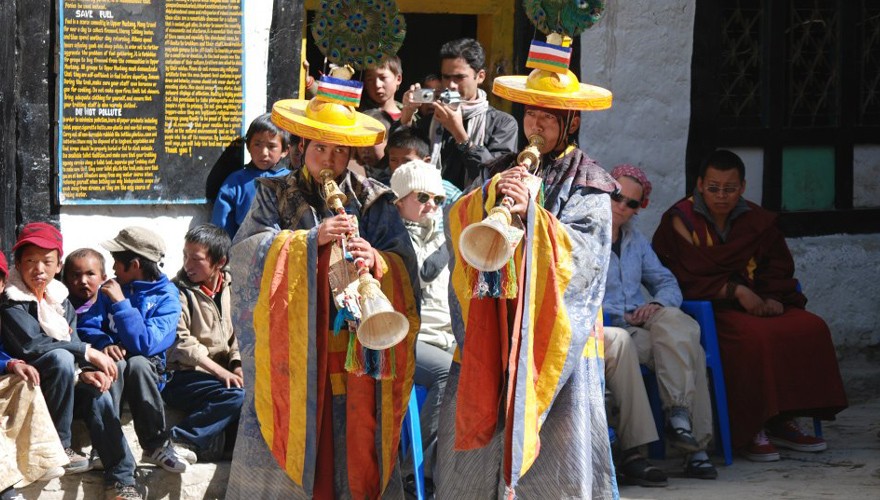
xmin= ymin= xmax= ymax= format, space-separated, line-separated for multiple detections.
xmin=625 ymin=303 xmax=662 ymax=326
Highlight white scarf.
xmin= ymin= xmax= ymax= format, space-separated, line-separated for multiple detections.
xmin=429 ymin=88 xmax=490 ymax=172
xmin=5 ymin=269 xmax=72 ymax=341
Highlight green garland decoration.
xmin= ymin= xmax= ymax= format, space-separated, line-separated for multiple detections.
xmin=311 ymin=0 xmax=406 ymax=71
xmin=523 ymin=0 xmax=605 ymax=37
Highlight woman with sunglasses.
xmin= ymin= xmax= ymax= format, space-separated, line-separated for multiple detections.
xmin=604 ymin=164 xmax=716 ymax=485
xmin=653 ymin=149 xmax=847 ymax=463
xmin=390 ymin=160 xmax=453 ymax=491
xmin=436 ymin=33 xmax=619 ymax=498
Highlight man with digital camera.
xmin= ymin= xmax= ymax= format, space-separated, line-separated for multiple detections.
xmin=400 ymin=38 xmax=518 ymax=190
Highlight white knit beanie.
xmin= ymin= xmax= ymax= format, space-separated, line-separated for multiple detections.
xmin=390 ymin=160 xmax=445 ymax=201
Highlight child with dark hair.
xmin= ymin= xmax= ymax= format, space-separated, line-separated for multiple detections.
xmin=362 ymin=55 xmax=404 ymax=122
xmin=0 ymin=249 xmax=69 ymax=500
xmin=355 ymin=108 xmax=393 ymax=181
xmin=0 ymin=223 xmax=143 ymax=499
xmin=385 ymin=128 xmax=461 ymax=206
xmin=63 ymin=248 xmax=107 ymax=314
xmin=163 ymin=224 xmax=244 ymax=462
xmin=212 ymin=113 xmax=292 ymax=238
xmin=77 ymin=226 xmax=189 ymax=474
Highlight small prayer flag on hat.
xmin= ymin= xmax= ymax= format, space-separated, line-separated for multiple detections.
xmin=526 ymin=40 xmax=572 ymax=74
xmin=316 ymin=76 xmax=364 ymax=107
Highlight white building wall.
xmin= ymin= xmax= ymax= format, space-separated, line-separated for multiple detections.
xmin=578 ymin=0 xmax=880 ymax=347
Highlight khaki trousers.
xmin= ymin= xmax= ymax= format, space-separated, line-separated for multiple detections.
xmin=604 ymin=307 xmax=713 ymax=450
xmin=0 ymin=374 xmax=68 ymax=490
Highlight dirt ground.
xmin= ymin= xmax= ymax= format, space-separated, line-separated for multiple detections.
xmin=619 ymin=397 xmax=880 ymax=500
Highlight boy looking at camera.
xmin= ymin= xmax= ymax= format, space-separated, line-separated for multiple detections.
xmin=212 ymin=113 xmax=292 ymax=238
xmin=362 ymin=56 xmax=404 ymax=123
xmin=0 ymin=223 xmax=143 ymax=499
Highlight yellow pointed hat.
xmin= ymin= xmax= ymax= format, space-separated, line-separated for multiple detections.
xmin=492 ymin=33 xmax=612 ymax=111
xmin=271 ymin=68 xmax=386 ymax=147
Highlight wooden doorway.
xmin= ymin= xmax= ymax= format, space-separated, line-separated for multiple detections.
xmin=302 ymin=0 xmax=516 ymax=111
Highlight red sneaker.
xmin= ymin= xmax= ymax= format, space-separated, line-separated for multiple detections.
xmin=744 ymin=430 xmax=780 ymax=462
xmin=767 ymin=419 xmax=827 ymax=452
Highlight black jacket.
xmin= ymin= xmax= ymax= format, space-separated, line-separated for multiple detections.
xmin=415 ymin=105 xmax=518 ymax=190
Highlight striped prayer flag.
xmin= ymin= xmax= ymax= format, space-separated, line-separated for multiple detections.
xmin=526 ymin=40 xmax=572 ymax=74
xmin=316 ymin=76 xmax=363 ymax=106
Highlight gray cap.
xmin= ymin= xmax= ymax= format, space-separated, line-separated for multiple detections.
xmin=101 ymin=226 xmax=166 ymax=263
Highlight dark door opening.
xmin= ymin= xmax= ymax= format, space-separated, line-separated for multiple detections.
xmin=304 ymin=12 xmax=477 ymax=103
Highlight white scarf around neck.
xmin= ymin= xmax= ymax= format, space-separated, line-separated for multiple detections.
xmin=5 ymin=268 xmax=72 ymax=341
xmin=429 ymin=88 xmax=490 ymax=171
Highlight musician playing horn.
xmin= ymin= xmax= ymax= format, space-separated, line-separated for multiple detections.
xmin=226 ymin=67 xmax=419 ymax=498
xmin=436 ymin=32 xmax=621 ymax=498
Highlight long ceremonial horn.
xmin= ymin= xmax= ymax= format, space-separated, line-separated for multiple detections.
xmin=458 ymin=135 xmax=544 ymax=272
xmin=320 ymin=169 xmax=409 ymax=350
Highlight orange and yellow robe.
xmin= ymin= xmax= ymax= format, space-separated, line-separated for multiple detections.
xmin=436 ymin=148 xmax=620 ymax=499
xmin=226 ymin=169 xmax=419 ymax=499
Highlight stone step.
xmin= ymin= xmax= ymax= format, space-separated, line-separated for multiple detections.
xmin=18 ymin=409 xmax=230 ymax=499
xmin=18 ymin=462 xmax=230 ymax=500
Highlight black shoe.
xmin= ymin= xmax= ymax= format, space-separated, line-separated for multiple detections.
xmin=684 ymin=457 xmax=718 ymax=480
xmin=667 ymin=425 xmax=701 ymax=452
xmin=618 ymin=453 xmax=668 ymax=487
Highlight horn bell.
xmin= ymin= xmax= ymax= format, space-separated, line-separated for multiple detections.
xmin=356 ymin=274 xmax=410 ymax=350
xmin=458 ymin=206 xmax=515 ymax=272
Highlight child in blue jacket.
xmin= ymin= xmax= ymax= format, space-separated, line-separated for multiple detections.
xmin=77 ymin=226 xmax=189 ymax=474
xmin=211 ymin=113 xmax=292 ymax=238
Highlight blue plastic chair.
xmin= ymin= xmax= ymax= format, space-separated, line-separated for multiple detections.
xmin=400 ymin=384 xmax=429 ymax=500
xmin=604 ymin=302 xmax=732 ymax=464
xmin=680 ymin=299 xmax=734 ymax=465
xmin=683 ymin=298 xmax=823 ymax=459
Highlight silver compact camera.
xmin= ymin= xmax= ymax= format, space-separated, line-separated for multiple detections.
xmin=412 ymin=88 xmax=462 ymax=108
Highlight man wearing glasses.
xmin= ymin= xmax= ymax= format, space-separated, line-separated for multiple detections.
xmin=400 ymin=38 xmax=517 ymax=190
xmin=602 ymin=164 xmax=717 ymax=485
xmin=653 ymin=150 xmax=846 ymax=463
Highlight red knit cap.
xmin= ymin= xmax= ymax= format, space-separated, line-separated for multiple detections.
xmin=610 ymin=164 xmax=652 ymax=202
xmin=0 ymin=251 xmax=7 ymax=278
xmin=11 ymin=222 xmax=64 ymax=258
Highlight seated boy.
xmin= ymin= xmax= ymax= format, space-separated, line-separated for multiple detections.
xmin=0 ymin=250 xmax=68 ymax=499
xmin=211 ymin=113 xmax=292 ymax=238
xmin=77 ymin=226 xmax=188 ymax=473
xmin=0 ymin=223 xmax=142 ymax=500
xmin=163 ymin=224 xmax=245 ymax=462
xmin=63 ymin=248 xmax=108 ymax=314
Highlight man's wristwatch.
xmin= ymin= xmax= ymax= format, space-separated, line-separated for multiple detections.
xmin=456 ymin=138 xmax=473 ymax=152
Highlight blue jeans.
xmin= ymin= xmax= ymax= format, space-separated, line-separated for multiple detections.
xmin=74 ymin=384 xmax=137 ymax=486
xmin=413 ymin=340 xmax=453 ymax=453
xmin=162 ymin=370 xmax=245 ymax=450
xmin=30 ymin=350 xmax=76 ymax=447
xmin=108 ymin=355 xmax=168 ymax=451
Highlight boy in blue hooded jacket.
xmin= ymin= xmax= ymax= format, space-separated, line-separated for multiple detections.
xmin=77 ymin=226 xmax=189 ymax=474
